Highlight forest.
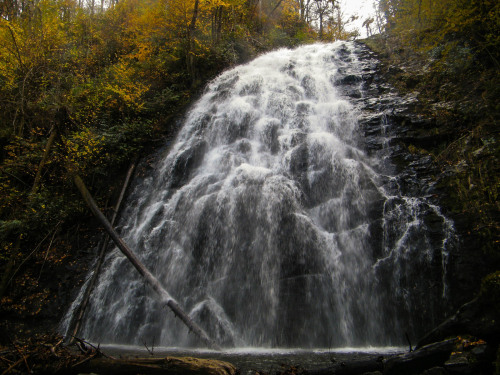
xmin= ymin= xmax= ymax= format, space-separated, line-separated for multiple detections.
xmin=0 ymin=0 xmax=499 ymax=372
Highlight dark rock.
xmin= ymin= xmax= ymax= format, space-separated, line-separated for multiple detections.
xmin=342 ymin=87 xmax=362 ymax=98
xmin=421 ymin=367 xmax=447 ymax=375
xmin=444 ymin=351 xmax=471 ymax=373
xmin=301 ymin=75 xmax=316 ymax=98
xmin=340 ymin=74 xmax=362 ymax=85
xmin=260 ymin=121 xmax=280 ymax=154
xmin=442 ymin=340 xmax=495 ymax=375
xmin=387 ymin=65 xmax=404 ymax=75
xmin=170 ymin=138 xmax=207 ymax=189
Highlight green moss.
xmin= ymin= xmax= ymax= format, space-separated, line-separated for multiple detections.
xmin=359 ymin=35 xmax=388 ymax=57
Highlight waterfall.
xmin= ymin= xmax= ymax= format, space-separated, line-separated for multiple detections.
xmin=67 ymin=42 xmax=455 ymax=348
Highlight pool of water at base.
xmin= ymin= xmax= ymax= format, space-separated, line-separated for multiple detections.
xmin=99 ymin=345 xmax=406 ymax=374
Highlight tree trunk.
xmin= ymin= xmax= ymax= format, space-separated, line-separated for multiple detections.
xmin=38 ymin=356 xmax=237 ymax=375
xmin=216 ymin=6 xmax=223 ymax=44
xmin=187 ymin=0 xmax=200 ymax=84
xmin=270 ymin=0 xmax=284 ymax=16
xmin=0 ymin=238 xmax=19 ymax=301
xmin=319 ymin=12 xmax=323 ymax=40
xmin=73 ymin=174 xmax=221 ymax=351
xmin=31 ymin=127 xmax=57 ymax=196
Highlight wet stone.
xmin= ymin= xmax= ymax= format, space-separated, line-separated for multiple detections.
xmin=421 ymin=367 xmax=447 ymax=375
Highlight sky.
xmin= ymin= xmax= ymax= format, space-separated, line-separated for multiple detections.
xmin=339 ymin=0 xmax=378 ymax=38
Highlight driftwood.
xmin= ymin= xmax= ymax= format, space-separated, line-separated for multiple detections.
xmin=73 ymin=174 xmax=221 ymax=350
xmin=67 ymin=162 xmax=136 ymax=343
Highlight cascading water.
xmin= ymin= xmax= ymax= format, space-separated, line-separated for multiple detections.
xmin=65 ymin=42 xmax=455 ymax=348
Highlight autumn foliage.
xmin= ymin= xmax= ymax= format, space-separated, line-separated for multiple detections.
xmin=378 ymin=0 xmax=499 ymax=66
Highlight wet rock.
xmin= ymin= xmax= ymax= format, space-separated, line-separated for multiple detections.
xmin=237 ymin=139 xmax=252 ymax=154
xmin=343 ymin=87 xmax=362 ymax=98
xmin=387 ymin=65 xmax=404 ymax=75
xmin=445 ymin=351 xmax=471 ymax=373
xmin=296 ymin=101 xmax=311 ymax=115
xmin=170 ymin=138 xmax=207 ymax=189
xmin=261 ymin=121 xmax=280 ymax=154
xmin=339 ymin=74 xmax=362 ymax=85
xmin=301 ymin=75 xmax=316 ymax=98
xmin=420 ymin=367 xmax=447 ymax=375
xmin=442 ymin=340 xmax=494 ymax=375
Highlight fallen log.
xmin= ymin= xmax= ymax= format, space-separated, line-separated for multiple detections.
xmin=73 ymin=174 xmax=221 ymax=351
xmin=62 ymin=356 xmax=238 ymax=375
xmin=2 ymin=335 xmax=235 ymax=375
xmin=383 ymin=338 xmax=457 ymax=375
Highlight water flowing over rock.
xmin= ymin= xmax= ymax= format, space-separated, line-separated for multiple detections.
xmin=65 ymin=42 xmax=456 ymax=348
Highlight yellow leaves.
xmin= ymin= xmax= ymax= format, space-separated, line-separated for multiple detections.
xmin=0 ymin=20 xmax=24 ymax=89
xmin=388 ymin=0 xmax=499 ymax=62
xmin=133 ymin=43 xmax=153 ymax=62
xmin=67 ymin=58 xmax=150 ymax=124
xmin=63 ymin=127 xmax=105 ymax=173
xmin=104 ymin=61 xmax=149 ymax=112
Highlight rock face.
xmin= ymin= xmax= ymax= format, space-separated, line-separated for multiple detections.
xmin=358 ymin=39 xmax=498 ymax=316
xmin=353 ymin=44 xmax=461 ymax=328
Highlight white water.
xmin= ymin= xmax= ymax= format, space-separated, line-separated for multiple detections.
xmin=64 ymin=42 xmax=455 ymax=348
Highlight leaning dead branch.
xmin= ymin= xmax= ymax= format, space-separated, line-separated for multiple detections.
xmin=73 ymin=174 xmax=221 ymax=351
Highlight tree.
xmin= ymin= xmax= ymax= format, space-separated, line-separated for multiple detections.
xmin=311 ymin=0 xmax=336 ymax=39
xmin=362 ymin=17 xmax=374 ymax=36
xmin=376 ymin=0 xmax=499 ymax=66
